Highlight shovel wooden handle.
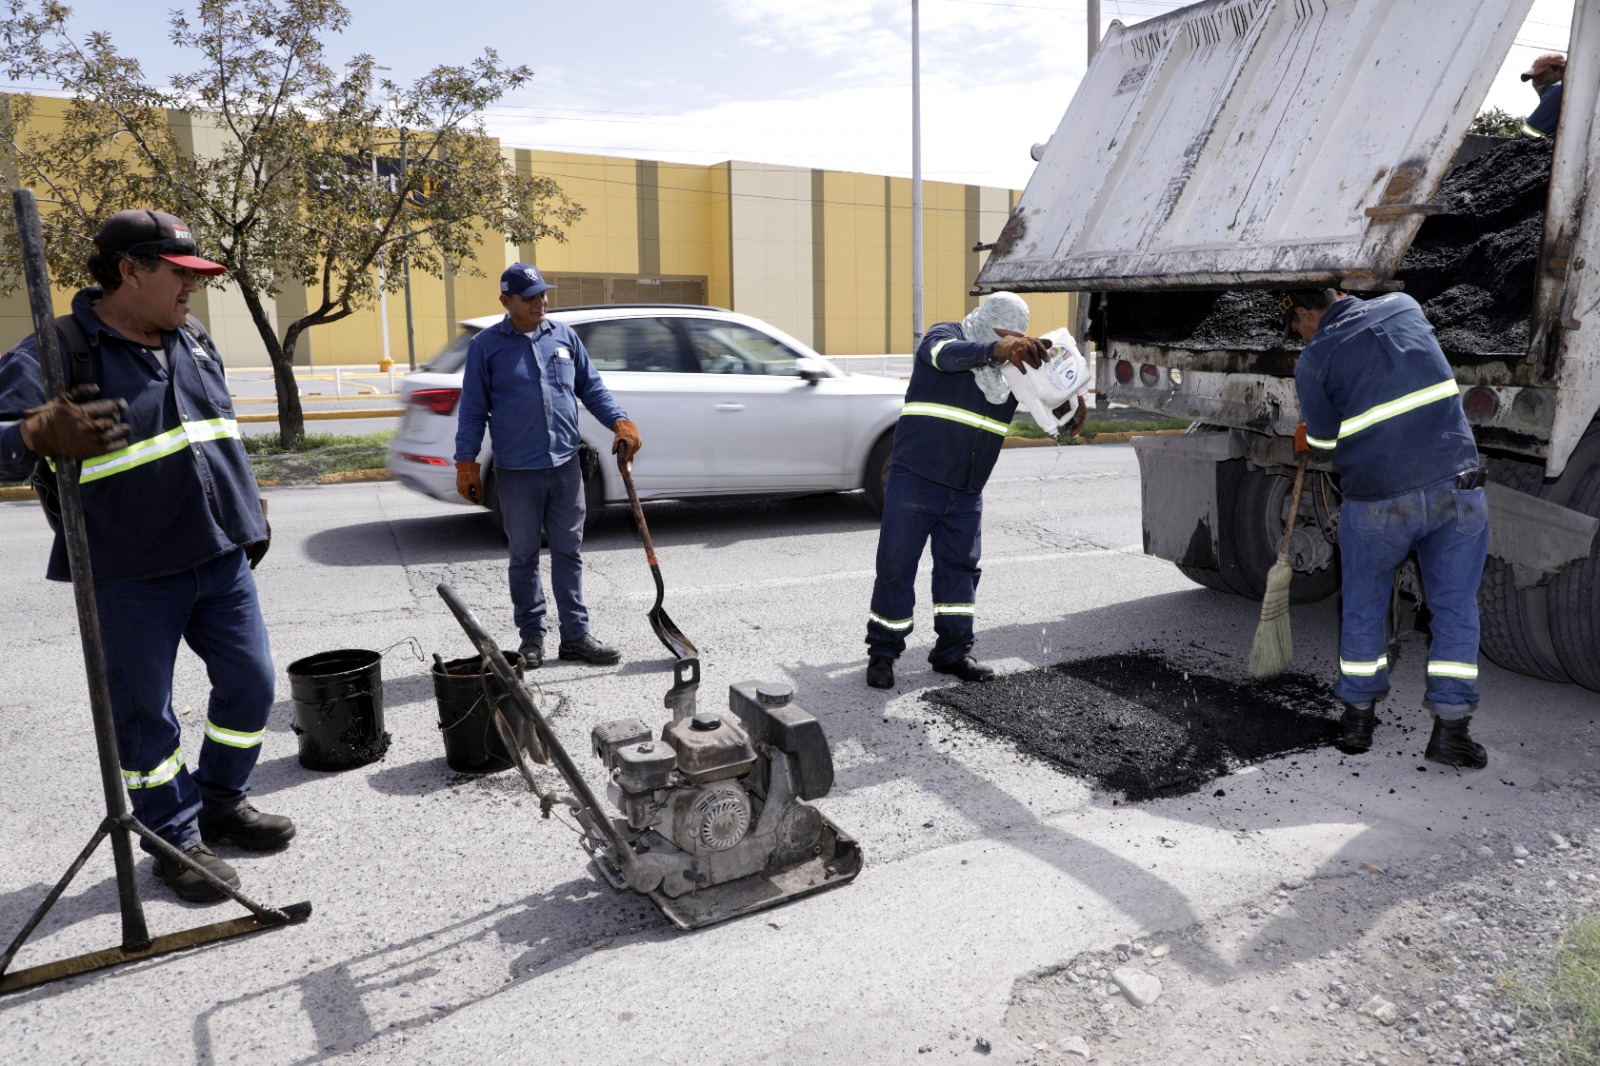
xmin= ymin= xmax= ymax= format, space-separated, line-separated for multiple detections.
xmin=1277 ymin=453 xmax=1311 ymax=559
xmin=618 ymin=455 xmax=657 ymax=566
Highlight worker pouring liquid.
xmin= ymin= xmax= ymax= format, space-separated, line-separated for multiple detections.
xmin=1284 ymin=288 xmax=1490 ymax=770
xmin=0 ymin=209 xmax=295 ymax=903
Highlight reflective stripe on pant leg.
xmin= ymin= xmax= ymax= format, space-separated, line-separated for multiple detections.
xmin=123 ymin=748 xmax=185 ymax=789
xmin=928 ymin=487 xmax=983 ymax=666
xmin=867 ymin=468 xmax=940 ymax=659
xmin=187 ymin=551 xmax=275 ymax=816
xmin=1416 ymin=480 xmax=1489 ymax=713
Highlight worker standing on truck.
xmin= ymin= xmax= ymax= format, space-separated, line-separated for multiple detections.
xmin=1520 ymin=52 xmax=1565 ymax=138
xmin=454 ymin=263 xmax=641 ymax=669
xmin=863 ymin=292 xmax=1050 ymax=689
xmin=1284 ymin=288 xmax=1491 ymax=769
xmin=0 ymin=209 xmax=294 ymax=902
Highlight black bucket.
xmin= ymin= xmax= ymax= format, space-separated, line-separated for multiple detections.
xmin=287 ymin=649 xmax=391 ymax=771
xmin=432 ymin=653 xmax=525 ymax=773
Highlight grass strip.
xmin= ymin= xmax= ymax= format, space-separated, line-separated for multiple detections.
xmin=245 ymin=430 xmax=395 ymax=484
xmin=1007 ymin=416 xmax=1192 ymax=441
xmin=1510 ymin=912 xmax=1600 ymax=1064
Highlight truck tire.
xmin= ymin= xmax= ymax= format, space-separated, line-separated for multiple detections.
xmin=1216 ymin=459 xmax=1341 ymax=604
xmin=1176 ymin=564 xmax=1237 ymax=594
xmin=1547 ymin=427 xmax=1600 ymax=691
xmin=861 ymin=430 xmax=894 ymax=516
xmin=1477 ymin=456 xmax=1569 ymax=682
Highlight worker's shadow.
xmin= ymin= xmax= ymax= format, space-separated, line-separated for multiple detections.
xmin=300 ymin=514 xmax=506 ymax=567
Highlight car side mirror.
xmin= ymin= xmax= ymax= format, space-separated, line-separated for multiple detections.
xmin=795 ymin=357 xmax=827 ymax=386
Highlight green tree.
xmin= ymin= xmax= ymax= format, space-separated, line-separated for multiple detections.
xmin=0 ymin=0 xmax=582 ymax=447
xmin=1469 ymin=106 xmax=1522 ymax=138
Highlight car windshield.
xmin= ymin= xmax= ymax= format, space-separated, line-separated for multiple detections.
xmin=425 ymin=329 xmax=478 ymax=373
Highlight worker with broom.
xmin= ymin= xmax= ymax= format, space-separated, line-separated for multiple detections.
xmin=1280 ymin=289 xmax=1490 ymax=768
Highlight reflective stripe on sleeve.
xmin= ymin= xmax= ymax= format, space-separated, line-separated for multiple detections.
xmin=869 ymin=612 xmax=914 ymax=631
xmin=1337 ymin=380 xmax=1459 ymax=440
xmin=75 ymin=418 xmax=242 ymax=484
xmin=204 ymin=719 xmax=266 ymax=749
xmin=933 ymin=603 xmax=975 ymax=616
xmin=1427 ymin=660 xmax=1478 ymax=680
xmin=930 ymin=339 xmax=952 ymax=369
xmin=1339 ymin=656 xmax=1389 ymax=677
xmin=1521 ymin=122 xmax=1545 ymax=138
xmin=122 ymin=748 xmax=184 ymax=790
xmin=1305 ymin=432 xmax=1337 ymax=451
xmin=901 ymin=402 xmax=1010 ymax=436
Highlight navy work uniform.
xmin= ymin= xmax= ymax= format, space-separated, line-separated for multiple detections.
xmin=865 ymin=320 xmax=1018 ymax=667
xmin=0 ymin=288 xmax=273 ymax=852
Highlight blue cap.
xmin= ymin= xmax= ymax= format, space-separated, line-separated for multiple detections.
xmin=500 ymin=262 xmax=556 ymax=298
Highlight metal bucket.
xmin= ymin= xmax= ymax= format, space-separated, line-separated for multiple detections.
xmin=432 ymin=652 xmax=524 ymax=774
xmin=286 ymin=649 xmax=390 ymax=771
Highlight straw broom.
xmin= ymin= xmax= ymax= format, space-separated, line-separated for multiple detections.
xmin=1249 ymin=453 xmax=1310 ymax=677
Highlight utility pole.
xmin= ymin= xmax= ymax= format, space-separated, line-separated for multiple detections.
xmin=1087 ymin=0 xmax=1101 ymax=64
xmin=911 ymin=0 xmax=924 ymax=352
xmin=400 ymin=133 xmax=417 ymax=371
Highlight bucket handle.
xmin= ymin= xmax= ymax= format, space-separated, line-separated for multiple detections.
xmin=379 ymin=637 xmax=425 ymax=663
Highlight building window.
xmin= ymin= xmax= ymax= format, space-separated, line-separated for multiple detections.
xmin=546 ymin=274 xmax=707 ymax=308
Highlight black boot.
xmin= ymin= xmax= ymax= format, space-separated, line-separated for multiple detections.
xmin=517 ymin=636 xmax=544 ymax=669
xmin=200 ymin=803 xmax=297 ymax=850
xmin=1337 ymin=702 xmax=1376 ymax=753
xmin=866 ymin=656 xmax=895 ymax=689
xmin=154 ymin=842 xmax=240 ymax=903
xmin=1425 ymin=715 xmax=1487 ymax=769
xmin=931 ymin=656 xmax=994 ymax=683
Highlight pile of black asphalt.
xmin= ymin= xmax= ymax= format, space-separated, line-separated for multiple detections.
xmin=1105 ymin=137 xmax=1553 ymax=358
xmin=924 ymin=651 xmax=1342 ymax=802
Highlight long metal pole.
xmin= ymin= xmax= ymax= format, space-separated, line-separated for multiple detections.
xmin=400 ymin=133 xmax=417 ymax=372
xmin=911 ymin=0 xmax=924 ymax=352
xmin=1088 ymin=0 xmax=1101 ymax=64
xmin=9 ymin=189 xmax=149 ymax=952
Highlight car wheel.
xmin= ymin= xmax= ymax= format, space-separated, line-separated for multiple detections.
xmin=861 ymin=430 xmax=894 ymax=516
xmin=482 ymin=465 xmax=508 ymax=543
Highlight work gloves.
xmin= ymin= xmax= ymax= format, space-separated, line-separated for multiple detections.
xmin=19 ymin=384 xmax=129 ymax=460
xmin=612 ymin=419 xmax=642 ymax=465
xmin=1059 ymin=395 xmax=1090 ymax=437
xmin=245 ymin=499 xmax=270 ymax=570
xmin=992 ymin=328 xmax=1049 ymax=374
xmin=456 ymin=460 xmax=482 ymax=504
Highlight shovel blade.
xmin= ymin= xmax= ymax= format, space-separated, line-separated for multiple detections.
xmin=649 ymin=606 xmax=698 ymax=660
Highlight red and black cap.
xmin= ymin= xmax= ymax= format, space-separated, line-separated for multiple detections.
xmin=93 ymin=210 xmax=227 ymax=276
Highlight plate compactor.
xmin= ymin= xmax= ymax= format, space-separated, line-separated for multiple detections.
xmin=438 ymin=584 xmax=861 ymax=929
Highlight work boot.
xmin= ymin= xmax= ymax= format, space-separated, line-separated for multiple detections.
xmin=154 ymin=842 xmax=240 ymax=903
xmin=558 ymin=634 xmax=622 ymax=665
xmin=1425 ymin=715 xmax=1488 ymax=769
xmin=931 ymin=656 xmax=995 ymax=683
xmin=517 ymin=636 xmax=544 ymax=669
xmin=866 ymin=656 xmax=895 ymax=689
xmin=200 ymin=803 xmax=297 ymax=850
xmin=1337 ymin=701 xmax=1376 ymax=753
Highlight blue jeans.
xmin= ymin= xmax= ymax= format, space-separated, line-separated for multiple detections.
xmin=866 ymin=466 xmax=984 ymax=665
xmin=94 ymin=549 xmax=275 ymax=852
xmin=500 ymin=460 xmax=589 ymax=643
xmin=1337 ymin=476 xmax=1489 ymax=717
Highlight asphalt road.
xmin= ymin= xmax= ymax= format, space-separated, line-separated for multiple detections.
xmin=2 ymin=445 xmax=1597 ymax=1065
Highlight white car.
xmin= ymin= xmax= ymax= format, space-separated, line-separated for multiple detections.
xmin=387 ymin=304 xmax=906 ymax=525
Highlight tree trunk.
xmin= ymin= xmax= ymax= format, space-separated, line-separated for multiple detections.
xmin=233 ymin=278 xmax=307 ymax=449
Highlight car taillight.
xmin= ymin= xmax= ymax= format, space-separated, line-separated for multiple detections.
xmin=399 ymin=453 xmax=451 ymax=466
xmin=1114 ymin=360 xmax=1134 ymax=384
xmin=409 ymin=388 xmax=461 ymax=414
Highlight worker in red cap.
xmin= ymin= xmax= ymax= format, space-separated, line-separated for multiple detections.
xmin=0 ymin=209 xmax=291 ymax=903
xmin=1520 ymin=52 xmax=1565 ymax=138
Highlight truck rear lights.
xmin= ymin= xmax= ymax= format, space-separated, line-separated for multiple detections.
xmin=1513 ymin=388 xmax=1545 ymax=420
xmin=400 ymin=453 xmax=450 ymax=466
xmin=409 ymin=388 xmax=462 ymax=414
xmin=1462 ymin=387 xmax=1498 ymax=420
xmin=1139 ymin=363 xmax=1161 ymax=387
xmin=1115 ymin=360 xmax=1134 ymax=384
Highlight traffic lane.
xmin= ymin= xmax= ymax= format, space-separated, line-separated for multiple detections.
xmin=3 ymin=448 xmax=1596 ymax=1065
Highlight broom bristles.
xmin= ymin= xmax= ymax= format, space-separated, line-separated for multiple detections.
xmin=1248 ymin=551 xmax=1294 ymax=677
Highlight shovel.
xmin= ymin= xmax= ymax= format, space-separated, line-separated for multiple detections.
xmin=618 ymin=454 xmax=698 ymax=660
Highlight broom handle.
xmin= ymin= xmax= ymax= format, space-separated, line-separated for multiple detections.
xmin=1277 ymin=453 xmax=1311 ymax=559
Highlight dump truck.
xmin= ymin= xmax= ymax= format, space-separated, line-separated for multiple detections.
xmin=976 ymin=0 xmax=1600 ymax=691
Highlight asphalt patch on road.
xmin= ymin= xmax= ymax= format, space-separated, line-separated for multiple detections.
xmin=924 ymin=651 xmax=1342 ymax=801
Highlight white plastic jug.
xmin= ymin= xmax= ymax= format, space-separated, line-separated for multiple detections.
xmin=1000 ymin=327 xmax=1092 ymax=437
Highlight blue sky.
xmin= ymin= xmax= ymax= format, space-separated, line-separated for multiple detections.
xmin=9 ymin=0 xmax=1579 ymax=191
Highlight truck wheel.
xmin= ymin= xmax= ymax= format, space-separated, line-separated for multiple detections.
xmin=1176 ymin=564 xmax=1237 ymax=594
xmin=1477 ymin=456 xmax=1569 ymax=682
xmin=861 ymin=430 xmax=894 ymax=516
xmin=1547 ymin=427 xmax=1600 ymax=691
xmin=1218 ymin=459 xmax=1341 ymax=604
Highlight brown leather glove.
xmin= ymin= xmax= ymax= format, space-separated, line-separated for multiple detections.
xmin=611 ymin=419 xmax=642 ymax=465
xmin=1060 ymin=395 xmax=1089 ymax=437
xmin=20 ymin=384 xmax=129 ymax=459
xmin=456 ymin=460 xmax=482 ymax=503
xmin=992 ymin=329 xmax=1047 ymax=373
xmin=245 ymin=498 xmax=270 ymax=570
xmin=1294 ymin=422 xmax=1310 ymax=454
